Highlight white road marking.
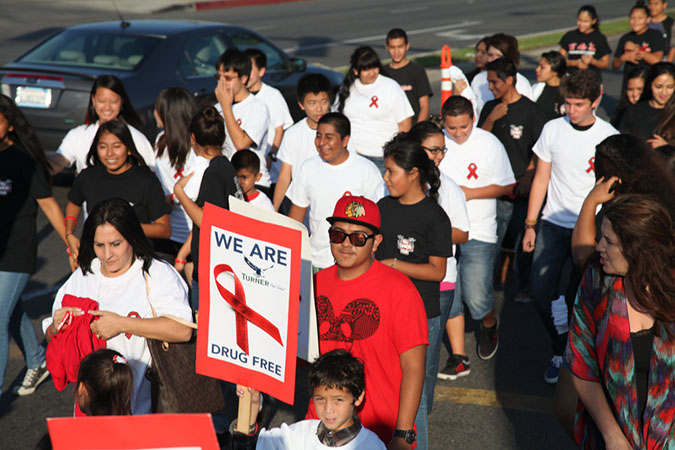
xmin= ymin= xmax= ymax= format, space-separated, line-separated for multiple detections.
xmin=283 ymin=21 xmax=482 ymax=53
xmin=435 ymin=29 xmax=486 ymax=40
xmin=390 ymin=6 xmax=427 ymax=14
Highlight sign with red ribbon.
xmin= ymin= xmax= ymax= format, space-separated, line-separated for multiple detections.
xmin=197 ymin=202 xmax=302 ymax=404
xmin=48 ymin=414 xmax=218 ymax=450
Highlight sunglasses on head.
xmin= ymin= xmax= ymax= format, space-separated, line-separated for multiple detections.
xmin=328 ymin=228 xmax=375 ymax=247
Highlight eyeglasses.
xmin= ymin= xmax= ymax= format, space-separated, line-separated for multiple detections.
xmin=421 ymin=146 xmax=447 ymax=155
xmin=328 ymin=228 xmax=375 ymax=247
xmin=213 ymin=73 xmax=240 ymax=82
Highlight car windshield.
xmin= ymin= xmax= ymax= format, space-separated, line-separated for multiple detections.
xmin=18 ymin=30 xmax=161 ymax=71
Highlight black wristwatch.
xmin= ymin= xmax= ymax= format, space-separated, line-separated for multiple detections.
xmin=393 ymin=429 xmax=416 ymax=444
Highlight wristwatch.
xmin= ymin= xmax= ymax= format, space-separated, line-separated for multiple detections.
xmin=393 ymin=429 xmax=416 ymax=444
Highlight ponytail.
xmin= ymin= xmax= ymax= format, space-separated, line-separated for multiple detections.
xmin=337 ymin=46 xmax=382 ymax=113
xmin=190 ymin=105 xmax=225 ymax=148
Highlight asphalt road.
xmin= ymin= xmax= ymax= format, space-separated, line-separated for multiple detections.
xmin=0 ymin=1 xmax=630 ymax=449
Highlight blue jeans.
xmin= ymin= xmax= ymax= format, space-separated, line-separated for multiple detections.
xmin=190 ymin=280 xmax=200 ymax=313
xmin=362 ymin=155 xmax=386 ymax=176
xmin=451 ymin=240 xmax=496 ymax=320
xmin=414 ymin=316 xmax=439 ymax=450
xmin=529 ymin=220 xmax=574 ymax=356
xmin=427 ymin=289 xmax=454 ymax=413
xmin=495 ymin=199 xmax=514 ymax=254
xmin=0 ymin=271 xmax=45 ymax=390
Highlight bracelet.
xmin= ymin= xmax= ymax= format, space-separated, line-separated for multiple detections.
xmin=169 ymin=193 xmax=175 ymax=205
xmin=175 ymin=258 xmax=187 ymax=265
xmin=524 ymin=219 xmax=537 ymax=226
xmin=66 ymin=247 xmax=72 ymax=257
xmin=524 ymin=223 xmax=536 ymax=230
xmin=66 ymin=232 xmax=74 ymax=238
xmin=391 ymin=258 xmax=397 ymax=268
xmin=65 ymin=216 xmax=78 ymax=226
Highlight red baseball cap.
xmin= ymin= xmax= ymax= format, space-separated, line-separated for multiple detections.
xmin=326 ymin=192 xmax=381 ymax=233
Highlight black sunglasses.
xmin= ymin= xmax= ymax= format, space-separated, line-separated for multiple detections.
xmin=328 ymin=228 xmax=375 ymax=247
xmin=421 ymin=146 xmax=447 ymax=155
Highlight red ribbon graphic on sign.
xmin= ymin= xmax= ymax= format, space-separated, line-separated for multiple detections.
xmin=586 ymin=157 xmax=595 ymax=173
xmin=213 ymin=264 xmax=283 ymax=355
xmin=173 ymin=167 xmax=184 ymax=179
xmin=467 ymin=163 xmax=478 ymax=180
xmin=125 ymin=312 xmax=140 ymax=339
xmin=369 ymin=96 xmax=379 ymax=108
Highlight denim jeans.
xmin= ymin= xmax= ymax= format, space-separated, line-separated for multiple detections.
xmin=414 ymin=316 xmax=439 ymax=450
xmin=191 ymin=280 xmax=200 ymax=313
xmin=362 ymin=155 xmax=386 ymax=176
xmin=426 ymin=289 xmax=454 ymax=413
xmin=0 ymin=271 xmax=46 ymax=390
xmin=451 ymin=240 xmax=496 ymax=320
xmin=529 ymin=220 xmax=574 ymax=356
xmin=495 ymin=198 xmax=514 ymax=254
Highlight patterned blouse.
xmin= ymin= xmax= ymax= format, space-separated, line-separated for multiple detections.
xmin=566 ymin=265 xmax=675 ymax=449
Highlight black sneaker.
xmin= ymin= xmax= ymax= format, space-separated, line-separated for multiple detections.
xmin=437 ymin=354 xmax=471 ymax=381
xmin=478 ymin=321 xmax=499 ymax=360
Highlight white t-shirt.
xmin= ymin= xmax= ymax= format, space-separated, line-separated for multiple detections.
xmin=154 ymin=133 xmax=196 ymax=243
xmin=256 ymin=419 xmax=386 ymax=450
xmin=531 ymin=81 xmax=545 ymax=101
xmin=248 ymin=190 xmax=274 ymax=211
xmin=437 ymin=173 xmax=470 ymax=283
xmin=287 ymin=153 xmax=385 ymax=268
xmin=176 ymin=154 xmax=212 ymax=237
xmin=533 ymin=116 xmax=618 ymax=228
xmin=216 ymin=94 xmax=271 ymax=186
xmin=57 ymin=122 xmax=155 ymax=173
xmin=440 ymin=127 xmax=515 ymax=243
xmin=471 ymin=71 xmax=534 ymax=116
xmin=341 ymin=75 xmax=414 ymax=157
xmin=254 ymin=83 xmax=293 ymax=183
xmin=277 ymin=118 xmax=319 ymax=180
xmin=44 ymin=258 xmax=192 ymax=415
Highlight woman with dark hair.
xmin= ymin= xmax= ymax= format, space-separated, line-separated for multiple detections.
xmin=559 ymin=5 xmax=611 ymax=80
xmin=470 ymin=33 xmax=533 ymax=113
xmin=610 ymin=67 xmax=649 ymax=128
xmin=336 ymin=46 xmax=414 ymax=172
xmin=0 ymin=95 xmax=70 ymax=397
xmin=465 ymin=37 xmax=490 ymax=84
xmin=619 ymin=62 xmax=675 ymax=144
xmin=375 ymin=133 xmax=452 ymax=450
xmin=64 ymin=119 xmax=171 ymax=260
xmin=532 ymin=51 xmax=567 ymax=122
xmin=44 ymin=198 xmax=193 ymax=415
xmin=49 ymin=75 xmax=154 ymax=175
xmin=152 ymin=88 xmax=198 ymax=257
xmin=566 ymin=194 xmax=675 ymax=449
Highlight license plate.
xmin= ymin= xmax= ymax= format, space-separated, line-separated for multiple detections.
xmin=15 ymin=86 xmax=52 ymax=108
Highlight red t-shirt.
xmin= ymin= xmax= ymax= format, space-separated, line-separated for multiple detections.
xmin=306 ymin=260 xmax=429 ymax=443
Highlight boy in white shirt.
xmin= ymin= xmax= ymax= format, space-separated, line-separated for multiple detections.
xmin=232 ymin=149 xmax=274 ymax=212
xmin=437 ymin=96 xmax=515 ymax=379
xmin=287 ymin=113 xmax=384 ymax=270
xmin=522 ymin=70 xmax=618 ymax=384
xmin=232 ymin=349 xmax=385 ymax=450
xmin=273 ymin=73 xmax=333 ymax=212
xmin=244 ymin=48 xmax=294 ymax=186
xmin=214 ymin=49 xmax=272 ymax=186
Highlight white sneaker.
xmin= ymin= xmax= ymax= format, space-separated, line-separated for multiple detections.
xmin=12 ymin=361 xmax=49 ymax=396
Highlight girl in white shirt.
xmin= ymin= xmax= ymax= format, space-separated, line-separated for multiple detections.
xmin=50 ymin=75 xmax=155 ymax=175
xmin=336 ymin=46 xmax=414 ymax=170
xmin=45 ymin=198 xmax=193 ymax=415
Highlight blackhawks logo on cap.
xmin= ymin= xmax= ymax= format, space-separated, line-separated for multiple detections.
xmin=345 ymin=201 xmax=366 ymax=218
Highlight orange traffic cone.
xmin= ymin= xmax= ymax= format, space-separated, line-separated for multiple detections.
xmin=440 ymin=45 xmax=453 ymax=113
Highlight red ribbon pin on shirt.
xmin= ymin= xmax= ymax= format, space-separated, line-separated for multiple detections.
xmin=586 ymin=157 xmax=595 ymax=173
xmin=174 ymin=167 xmax=184 ymax=179
xmin=369 ymin=96 xmax=379 ymax=108
xmin=467 ymin=163 xmax=478 ymax=180
xmin=213 ymin=264 xmax=283 ymax=355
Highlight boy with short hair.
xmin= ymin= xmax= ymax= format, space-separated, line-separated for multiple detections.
xmin=522 ymin=70 xmax=617 ymax=384
xmin=244 ymin=48 xmax=294 ymax=185
xmin=232 ymin=149 xmax=274 ymax=211
xmin=382 ymin=28 xmax=433 ymax=124
xmin=273 ymin=73 xmax=333 ymax=212
xmin=214 ymin=48 xmax=272 ymax=186
xmin=233 ymin=349 xmax=386 ymax=449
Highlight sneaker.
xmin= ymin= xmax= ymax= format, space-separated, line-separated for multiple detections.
xmin=478 ymin=321 xmax=499 ymax=360
xmin=437 ymin=354 xmax=471 ymax=381
xmin=544 ymin=355 xmax=564 ymax=384
xmin=12 ymin=361 xmax=49 ymax=396
xmin=514 ymin=291 xmax=532 ymax=304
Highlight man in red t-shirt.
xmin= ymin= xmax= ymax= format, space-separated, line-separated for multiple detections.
xmin=307 ymin=193 xmax=428 ymax=449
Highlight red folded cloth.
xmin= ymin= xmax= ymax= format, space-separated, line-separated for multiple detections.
xmin=46 ymin=295 xmax=107 ymax=391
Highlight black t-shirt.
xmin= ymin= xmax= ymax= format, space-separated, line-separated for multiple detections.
xmin=375 ymin=195 xmax=452 ymax=318
xmin=381 ymin=61 xmax=433 ymax=122
xmin=0 ymin=145 xmax=51 ymax=274
xmin=191 ymin=156 xmax=242 ymax=282
xmin=559 ymin=28 xmax=611 ymax=80
xmin=649 ymin=16 xmax=674 ymax=52
xmin=617 ymin=100 xmax=663 ymax=142
xmin=69 ymin=164 xmax=171 ymax=222
xmin=536 ymin=84 xmax=564 ymax=123
xmin=615 ymin=29 xmax=666 ymax=83
xmin=478 ymin=96 xmax=546 ymax=179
